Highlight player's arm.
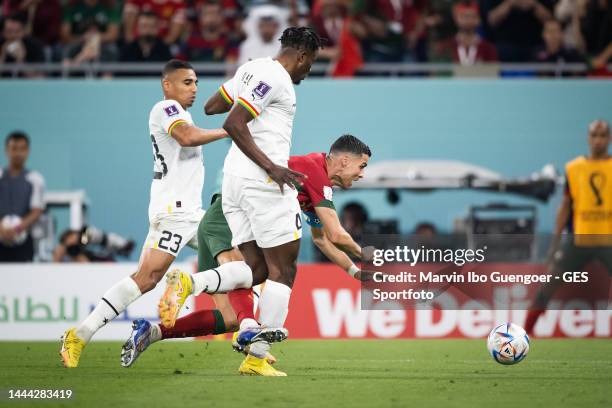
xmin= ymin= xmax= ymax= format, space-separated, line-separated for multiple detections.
xmin=170 ymin=123 xmax=228 ymax=147
xmin=311 ymin=226 xmax=364 ymax=280
xmin=314 ymin=206 xmax=362 ymax=259
xmin=204 ymin=85 xmax=233 ymax=115
xmin=223 ymin=105 xmax=304 ymax=192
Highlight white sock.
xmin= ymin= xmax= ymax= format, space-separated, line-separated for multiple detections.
xmin=257 ymin=280 xmax=292 ymax=328
xmin=249 ymin=340 xmax=270 ymax=359
xmin=239 ymin=318 xmax=259 ymax=331
xmin=75 ymin=277 xmax=141 ymax=343
xmin=150 ymin=324 xmax=162 ymax=343
xmin=192 ymin=261 xmax=253 ymax=295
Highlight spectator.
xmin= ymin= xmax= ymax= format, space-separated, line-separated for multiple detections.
xmin=61 ymin=0 xmax=120 ymax=66
xmin=340 ymin=201 xmax=368 ymax=243
xmin=0 ymin=131 xmax=45 ymax=262
xmin=180 ymin=1 xmax=238 ymax=63
xmin=0 ymin=15 xmax=44 ymax=77
xmin=579 ymin=0 xmax=612 ymax=70
xmin=237 ymin=7 xmax=283 ymax=65
xmin=482 ymin=0 xmax=554 ymax=62
xmin=433 ymin=1 xmax=497 ymax=64
xmin=555 ymin=0 xmax=586 ymax=51
xmin=311 ymin=0 xmax=348 ymax=61
xmin=351 ymin=0 xmax=429 ymax=62
xmin=123 ymin=0 xmax=187 ymax=45
xmin=120 ymin=12 xmax=172 ymax=64
xmin=534 ymin=19 xmax=584 ymax=64
xmin=1 ymin=0 xmax=62 ymax=48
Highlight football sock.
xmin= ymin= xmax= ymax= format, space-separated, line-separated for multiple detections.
xmin=228 ymin=288 xmax=256 ymax=326
xmin=160 ymin=309 xmax=225 ymax=339
xmin=76 ymin=277 xmax=141 ymax=343
xmin=149 ymin=324 xmax=162 ymax=342
xmin=257 ymin=280 xmax=292 ymax=328
xmin=192 ymin=261 xmax=253 ymax=295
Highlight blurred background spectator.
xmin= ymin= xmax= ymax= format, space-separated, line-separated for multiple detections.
xmin=579 ymin=0 xmax=612 ymax=71
xmin=481 ymin=0 xmax=554 ymax=62
xmin=0 ymin=15 xmax=44 ymax=76
xmin=119 ymin=11 xmax=172 ymax=65
xmin=179 ymin=0 xmax=238 ymax=63
xmin=351 ymin=0 xmax=429 ymax=62
xmin=61 ymin=0 xmax=121 ymax=67
xmin=433 ymin=1 xmax=497 ymax=64
xmin=0 ymin=131 xmax=45 ymax=262
xmin=238 ymin=5 xmax=284 ymax=65
xmin=1 ymin=0 xmax=62 ymax=54
xmin=123 ymin=0 xmax=186 ymax=46
xmin=534 ymin=18 xmax=584 ymax=64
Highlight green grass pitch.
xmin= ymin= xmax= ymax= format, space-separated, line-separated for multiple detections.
xmin=1 ymin=339 xmax=610 ymax=408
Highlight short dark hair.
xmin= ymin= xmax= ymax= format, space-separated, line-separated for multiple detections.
xmin=330 ymin=134 xmax=372 ymax=157
xmin=279 ymin=26 xmax=322 ymax=53
xmin=5 ymin=131 xmax=29 ymax=147
xmin=162 ymin=59 xmax=194 ymax=77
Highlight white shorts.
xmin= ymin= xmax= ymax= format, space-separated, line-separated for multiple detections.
xmin=222 ymin=173 xmax=302 ymax=248
xmin=143 ymin=210 xmax=204 ymax=256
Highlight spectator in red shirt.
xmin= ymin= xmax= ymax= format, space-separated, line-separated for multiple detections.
xmin=433 ymin=1 xmax=497 ymax=64
xmin=180 ymin=0 xmax=238 ymax=63
xmin=310 ymin=0 xmax=348 ymax=61
xmin=123 ymin=0 xmax=187 ymax=45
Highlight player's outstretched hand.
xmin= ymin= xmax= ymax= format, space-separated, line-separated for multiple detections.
xmin=267 ymin=164 xmax=306 ymax=193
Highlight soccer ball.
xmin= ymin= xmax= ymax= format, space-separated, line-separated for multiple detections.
xmin=487 ymin=323 xmax=530 ymax=365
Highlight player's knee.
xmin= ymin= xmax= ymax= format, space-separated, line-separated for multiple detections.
xmin=133 ymin=267 xmax=166 ymax=293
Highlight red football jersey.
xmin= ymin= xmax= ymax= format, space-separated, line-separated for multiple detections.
xmin=288 ymin=153 xmax=335 ymax=226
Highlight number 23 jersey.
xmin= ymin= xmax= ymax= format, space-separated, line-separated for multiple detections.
xmin=148 ymin=99 xmax=204 ymax=221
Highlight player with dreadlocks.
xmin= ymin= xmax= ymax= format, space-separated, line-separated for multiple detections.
xmin=153 ymin=27 xmax=324 ymax=376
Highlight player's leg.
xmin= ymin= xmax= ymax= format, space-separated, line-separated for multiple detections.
xmin=159 ymin=195 xmax=256 ymax=326
xmin=62 ymin=215 xmax=198 ymax=368
xmin=525 ymin=239 xmax=587 ymax=334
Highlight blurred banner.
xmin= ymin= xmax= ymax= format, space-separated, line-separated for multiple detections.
xmin=0 ymin=263 xmax=193 ymax=340
xmin=1 ymin=263 xmax=609 ymax=340
xmin=283 ymin=264 xmax=611 ymax=339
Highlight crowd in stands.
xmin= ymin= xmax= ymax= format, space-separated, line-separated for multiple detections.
xmin=0 ymin=0 xmax=611 ymax=77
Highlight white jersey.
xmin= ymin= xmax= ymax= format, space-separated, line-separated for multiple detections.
xmin=148 ymin=99 xmax=204 ymax=221
xmin=220 ymin=57 xmax=296 ymax=181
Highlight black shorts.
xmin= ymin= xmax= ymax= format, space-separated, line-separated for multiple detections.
xmin=0 ymin=235 xmax=34 ymax=262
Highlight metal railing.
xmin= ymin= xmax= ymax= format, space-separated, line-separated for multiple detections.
xmin=0 ymin=61 xmax=606 ymax=78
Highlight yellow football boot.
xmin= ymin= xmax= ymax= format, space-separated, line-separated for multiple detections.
xmin=238 ymin=355 xmax=286 ymax=376
xmin=231 ymin=331 xmax=277 ymax=364
xmin=60 ymin=328 xmax=86 ymax=368
xmin=159 ymin=269 xmax=193 ymax=328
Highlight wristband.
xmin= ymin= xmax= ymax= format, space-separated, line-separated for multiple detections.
xmin=347 ymin=264 xmax=359 ymax=278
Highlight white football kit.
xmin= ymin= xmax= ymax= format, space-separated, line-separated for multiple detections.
xmin=143 ymin=99 xmax=205 ymax=256
xmin=219 ymin=57 xmax=302 ymax=248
